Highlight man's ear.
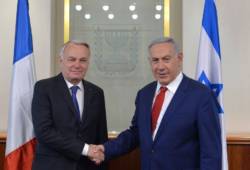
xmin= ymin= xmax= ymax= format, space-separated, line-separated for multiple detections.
xmin=177 ymin=52 xmax=183 ymax=61
xmin=59 ymin=56 xmax=63 ymax=63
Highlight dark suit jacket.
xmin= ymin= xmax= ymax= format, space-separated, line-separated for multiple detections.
xmin=31 ymin=73 xmax=108 ymax=170
xmin=104 ymin=75 xmax=221 ymax=170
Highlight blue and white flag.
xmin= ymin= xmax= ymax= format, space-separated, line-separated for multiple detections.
xmin=5 ymin=0 xmax=36 ymax=169
xmin=195 ymin=0 xmax=228 ymax=170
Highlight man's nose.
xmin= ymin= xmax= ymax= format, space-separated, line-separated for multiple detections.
xmin=74 ymin=60 xmax=81 ymax=67
xmin=158 ymin=61 xmax=165 ymax=70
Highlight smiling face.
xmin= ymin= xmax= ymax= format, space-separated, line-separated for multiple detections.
xmin=149 ymin=42 xmax=183 ymax=86
xmin=60 ymin=42 xmax=90 ymax=85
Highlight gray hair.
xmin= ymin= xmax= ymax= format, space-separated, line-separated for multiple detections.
xmin=148 ymin=37 xmax=180 ymax=54
xmin=59 ymin=40 xmax=90 ymax=58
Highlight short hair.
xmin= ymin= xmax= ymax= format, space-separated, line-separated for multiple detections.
xmin=59 ymin=40 xmax=90 ymax=58
xmin=148 ymin=37 xmax=180 ymax=54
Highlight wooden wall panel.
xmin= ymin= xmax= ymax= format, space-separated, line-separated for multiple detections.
xmin=0 ymin=133 xmax=5 ymax=170
xmin=227 ymin=133 xmax=250 ymax=170
xmin=108 ymin=148 xmax=140 ymax=170
xmin=227 ymin=144 xmax=250 ymax=170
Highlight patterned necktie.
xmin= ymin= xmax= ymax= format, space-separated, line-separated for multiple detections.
xmin=151 ymin=87 xmax=167 ymax=133
xmin=70 ymin=86 xmax=80 ymax=121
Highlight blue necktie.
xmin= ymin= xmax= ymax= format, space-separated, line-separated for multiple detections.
xmin=70 ymin=86 xmax=80 ymax=121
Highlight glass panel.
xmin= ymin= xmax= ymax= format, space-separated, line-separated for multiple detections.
xmin=68 ymin=0 xmax=164 ymax=132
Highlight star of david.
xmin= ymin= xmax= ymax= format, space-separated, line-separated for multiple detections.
xmin=198 ymin=71 xmax=224 ymax=113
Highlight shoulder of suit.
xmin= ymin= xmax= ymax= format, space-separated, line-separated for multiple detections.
xmin=139 ymin=81 xmax=157 ymax=92
xmin=183 ymin=75 xmax=212 ymax=94
xmin=34 ymin=74 xmax=63 ymax=90
xmin=83 ymin=80 xmax=104 ymax=93
xmin=35 ymin=74 xmax=59 ymax=85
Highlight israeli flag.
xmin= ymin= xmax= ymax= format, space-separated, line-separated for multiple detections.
xmin=195 ymin=0 xmax=228 ymax=169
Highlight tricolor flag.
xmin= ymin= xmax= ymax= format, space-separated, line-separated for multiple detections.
xmin=4 ymin=0 xmax=36 ymax=169
xmin=195 ymin=0 xmax=228 ymax=170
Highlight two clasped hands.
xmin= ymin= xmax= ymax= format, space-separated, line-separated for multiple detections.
xmin=87 ymin=144 xmax=105 ymax=165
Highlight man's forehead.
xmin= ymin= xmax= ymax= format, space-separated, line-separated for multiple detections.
xmin=150 ymin=42 xmax=174 ymax=48
xmin=65 ymin=43 xmax=88 ymax=51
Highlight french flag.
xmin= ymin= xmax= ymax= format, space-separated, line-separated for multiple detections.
xmin=195 ymin=0 xmax=228 ymax=170
xmin=4 ymin=0 xmax=36 ymax=169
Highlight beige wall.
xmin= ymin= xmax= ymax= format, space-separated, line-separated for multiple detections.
xmin=0 ymin=0 xmax=54 ymax=131
xmin=1 ymin=0 xmax=250 ymax=133
xmin=183 ymin=0 xmax=250 ymax=133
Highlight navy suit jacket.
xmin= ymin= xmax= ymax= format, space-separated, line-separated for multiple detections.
xmin=31 ymin=73 xmax=108 ymax=170
xmin=104 ymin=75 xmax=221 ymax=170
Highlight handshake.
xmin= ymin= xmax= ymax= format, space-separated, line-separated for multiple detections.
xmin=87 ymin=144 xmax=105 ymax=165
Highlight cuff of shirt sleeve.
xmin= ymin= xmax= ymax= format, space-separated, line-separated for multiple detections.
xmin=82 ymin=143 xmax=89 ymax=156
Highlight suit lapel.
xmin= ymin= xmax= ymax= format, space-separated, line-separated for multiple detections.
xmin=144 ymin=82 xmax=157 ymax=143
xmin=81 ymin=80 xmax=92 ymax=126
xmin=56 ymin=74 xmax=77 ymax=116
xmin=154 ymin=75 xmax=190 ymax=142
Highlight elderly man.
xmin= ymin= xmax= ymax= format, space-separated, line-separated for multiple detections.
xmin=94 ymin=37 xmax=221 ymax=170
xmin=31 ymin=40 xmax=107 ymax=170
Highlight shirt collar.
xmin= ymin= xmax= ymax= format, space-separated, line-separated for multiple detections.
xmin=156 ymin=72 xmax=183 ymax=94
xmin=64 ymin=79 xmax=83 ymax=91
